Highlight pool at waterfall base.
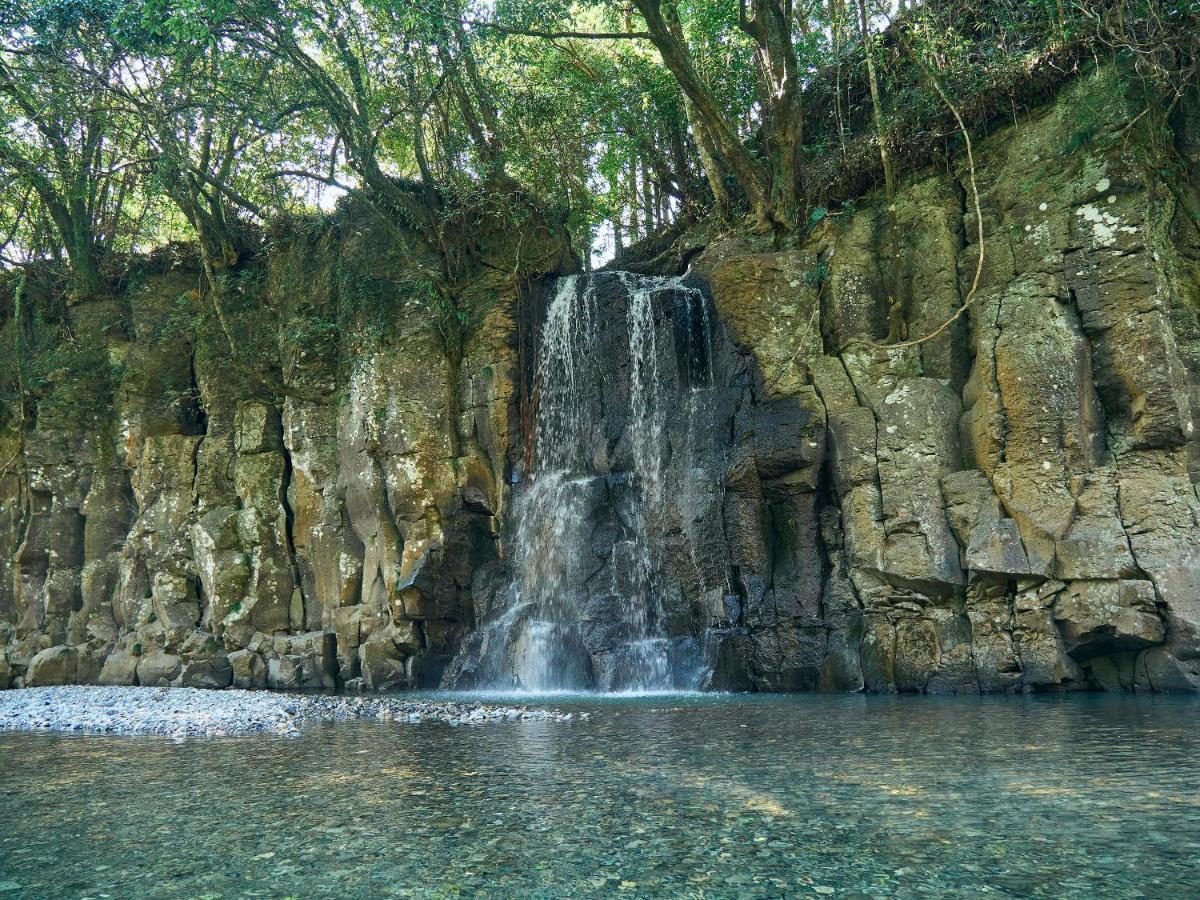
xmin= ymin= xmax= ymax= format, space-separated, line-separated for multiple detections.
xmin=2 ymin=693 xmax=1199 ymax=897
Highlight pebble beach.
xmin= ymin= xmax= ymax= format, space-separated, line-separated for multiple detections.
xmin=0 ymin=686 xmax=572 ymax=737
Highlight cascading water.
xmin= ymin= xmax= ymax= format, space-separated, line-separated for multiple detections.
xmin=507 ymin=276 xmax=600 ymax=690
xmin=606 ymin=274 xmax=671 ymax=690
xmin=447 ymin=271 xmax=720 ymax=693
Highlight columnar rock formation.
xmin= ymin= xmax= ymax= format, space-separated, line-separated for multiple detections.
xmin=2 ymin=69 xmax=1199 ymax=692
xmin=691 ymin=70 xmax=1200 ymax=691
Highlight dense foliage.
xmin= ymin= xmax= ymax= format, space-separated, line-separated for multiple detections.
xmin=0 ymin=0 xmax=1197 ymax=289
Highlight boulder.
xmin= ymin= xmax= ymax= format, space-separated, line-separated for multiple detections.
xmin=180 ymin=654 xmax=234 ymax=689
xmin=229 ymin=649 xmax=267 ymax=689
xmin=267 ymin=655 xmax=303 ymax=690
xmin=98 ymin=650 xmax=139 ymax=686
xmin=359 ymin=638 xmax=408 ymax=691
xmin=1054 ymin=580 xmax=1165 ymax=661
xmin=26 ymin=645 xmax=79 ymax=686
xmin=136 ymin=651 xmax=182 ymax=687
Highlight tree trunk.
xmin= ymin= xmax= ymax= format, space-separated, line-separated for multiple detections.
xmin=28 ymin=184 xmax=104 ymax=299
xmin=628 ymin=157 xmax=640 ymax=241
xmin=632 ymin=0 xmax=770 ymax=224
xmin=682 ymin=95 xmax=734 ymax=219
xmin=67 ymin=229 xmax=104 ymax=299
xmin=739 ymin=0 xmax=803 ymax=232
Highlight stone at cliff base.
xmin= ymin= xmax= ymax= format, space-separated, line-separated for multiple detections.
xmin=25 ymin=646 xmax=79 ymax=687
xmin=267 ymin=655 xmax=302 ymax=690
xmin=136 ymin=652 xmax=182 ymax=687
xmin=1054 ymin=580 xmax=1165 ymax=660
xmin=360 ymin=638 xmax=408 ymax=691
xmin=98 ymin=650 xmax=139 ymax=686
xmin=228 ymin=649 xmax=267 ymax=689
xmin=180 ymin=654 xmax=234 ymax=689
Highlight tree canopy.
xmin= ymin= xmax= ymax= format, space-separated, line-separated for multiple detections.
xmin=1 ymin=0 xmax=1197 ymax=293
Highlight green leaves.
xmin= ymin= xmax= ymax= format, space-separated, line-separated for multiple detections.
xmin=132 ymin=0 xmax=237 ymax=44
xmin=2 ymin=0 xmax=1194 ymax=273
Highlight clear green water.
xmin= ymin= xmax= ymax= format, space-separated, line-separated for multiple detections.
xmin=1 ymin=693 xmax=1199 ymax=898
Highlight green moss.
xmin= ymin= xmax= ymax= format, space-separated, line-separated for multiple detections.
xmin=1064 ymin=126 xmax=1096 ymax=156
xmin=372 ymin=405 xmax=388 ymax=434
xmin=802 ymin=261 xmax=828 ymax=288
xmin=335 ymin=264 xmax=408 ymax=338
xmin=24 ymin=333 xmax=123 ymax=424
xmin=149 ymin=292 xmax=211 ymax=344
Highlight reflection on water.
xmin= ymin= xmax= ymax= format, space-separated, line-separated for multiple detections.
xmin=2 ymin=694 xmax=1199 ymax=897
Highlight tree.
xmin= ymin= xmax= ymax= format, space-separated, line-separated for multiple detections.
xmin=1 ymin=0 xmax=1195 ymax=276
xmin=626 ymin=0 xmax=813 ymax=232
xmin=483 ymin=0 xmax=818 ymax=233
xmin=0 ymin=1 xmax=150 ymax=297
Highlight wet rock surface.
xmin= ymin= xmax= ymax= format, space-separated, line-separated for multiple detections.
xmin=0 ymin=686 xmax=570 ymax=736
xmin=0 ymin=193 xmax=570 ymax=697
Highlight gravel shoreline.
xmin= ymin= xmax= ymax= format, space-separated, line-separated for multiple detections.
xmin=0 ymin=686 xmax=574 ymax=737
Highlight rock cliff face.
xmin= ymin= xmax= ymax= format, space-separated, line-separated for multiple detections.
xmin=0 ymin=195 xmax=574 ymax=692
xmin=691 ymin=69 xmax=1200 ymax=692
xmin=2 ymin=69 xmax=1199 ymax=692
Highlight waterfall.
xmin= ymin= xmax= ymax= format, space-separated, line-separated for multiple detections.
xmin=447 ymin=272 xmax=718 ymax=693
xmin=531 ymin=276 xmax=597 ymax=472
xmin=611 ymin=274 xmax=670 ymax=691
xmin=508 ymin=276 xmax=599 ymax=690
